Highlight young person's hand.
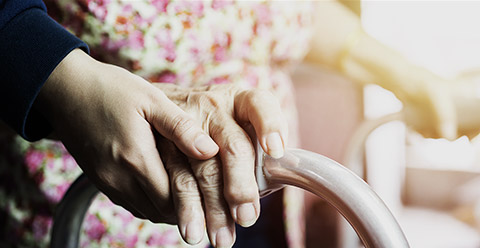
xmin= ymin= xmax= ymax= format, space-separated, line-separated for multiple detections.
xmin=35 ymin=48 xmax=219 ymax=224
xmin=35 ymin=49 xmax=289 ymax=247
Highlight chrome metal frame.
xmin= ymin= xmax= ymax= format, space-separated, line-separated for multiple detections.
xmin=50 ymin=113 xmax=409 ymax=248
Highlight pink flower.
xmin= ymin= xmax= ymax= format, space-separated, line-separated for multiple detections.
xmin=155 ymin=31 xmax=176 ymax=62
xmin=165 ymin=48 xmax=176 ymax=62
xmin=62 ymin=155 xmax=78 ymax=172
xmin=101 ymin=36 xmax=128 ymax=52
xmin=246 ymin=72 xmax=259 ymax=88
xmin=190 ymin=47 xmax=200 ymax=60
xmin=190 ymin=2 xmax=204 ymax=17
xmin=55 ymin=182 xmax=71 ymax=201
xmin=32 ymin=215 xmax=53 ymax=241
xmin=25 ymin=150 xmax=45 ymax=174
xmin=255 ymin=4 xmax=272 ymax=25
xmin=121 ymin=3 xmax=133 ymax=14
xmin=87 ymin=0 xmax=110 ymax=21
xmin=181 ymin=1 xmax=204 ymax=17
xmin=119 ymin=233 xmax=139 ymax=248
xmin=45 ymin=186 xmax=62 ymax=203
xmin=214 ymin=46 xmax=227 ymax=62
xmin=128 ymin=30 xmax=145 ymax=50
xmin=174 ymin=1 xmax=204 ymax=17
xmin=47 ymin=160 xmax=55 ymax=170
xmin=152 ymin=0 xmax=169 ymax=12
xmin=85 ymin=214 xmax=107 ymax=241
xmin=133 ymin=12 xmax=155 ymax=27
xmin=114 ymin=209 xmax=134 ymax=224
xmin=212 ymin=33 xmax=230 ymax=62
xmin=109 ymin=232 xmax=139 ymax=248
xmin=152 ymin=70 xmax=177 ymax=83
xmin=212 ymin=0 xmax=233 ymax=10
xmin=146 ymin=229 xmax=178 ymax=246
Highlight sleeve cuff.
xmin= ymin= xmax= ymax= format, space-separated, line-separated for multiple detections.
xmin=0 ymin=7 xmax=89 ymax=141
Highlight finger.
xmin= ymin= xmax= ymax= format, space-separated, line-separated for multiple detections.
xmin=118 ymin=119 xmax=176 ymax=223
xmin=158 ymin=138 xmax=206 ymax=245
xmin=234 ymin=89 xmax=288 ymax=158
xmin=209 ymin=115 xmax=260 ymax=228
xmin=190 ymin=157 xmax=236 ymax=248
xmin=428 ymin=86 xmax=457 ymax=139
xmin=146 ymin=87 xmax=219 ymax=159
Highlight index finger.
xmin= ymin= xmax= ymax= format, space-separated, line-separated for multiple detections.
xmin=234 ymin=89 xmax=289 ymax=158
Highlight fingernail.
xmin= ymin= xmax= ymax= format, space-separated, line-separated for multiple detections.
xmin=194 ymin=134 xmax=218 ymax=155
xmin=266 ymin=133 xmax=284 ymax=158
xmin=214 ymin=227 xmax=233 ymax=248
xmin=184 ymin=220 xmax=204 ymax=245
xmin=234 ymin=203 xmax=257 ymax=227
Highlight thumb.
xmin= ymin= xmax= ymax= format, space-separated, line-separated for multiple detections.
xmin=147 ymin=90 xmax=219 ymax=159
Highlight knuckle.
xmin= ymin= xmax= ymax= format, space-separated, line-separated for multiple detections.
xmin=170 ymin=114 xmax=196 ymax=138
xmin=92 ymin=169 xmax=116 ymax=188
xmin=172 ymin=172 xmax=199 ymax=193
xmin=195 ymin=159 xmax=221 ymax=187
xmin=94 ymin=168 xmax=132 ymax=195
xmin=191 ymin=93 xmax=228 ymax=116
xmin=224 ymin=136 xmax=254 ymax=159
xmin=118 ymin=148 xmax=146 ymax=173
xmin=245 ymin=89 xmax=277 ymax=107
xmin=198 ymin=93 xmax=221 ymax=107
xmin=223 ymin=83 xmax=242 ymax=94
xmin=205 ymin=84 xmax=223 ymax=92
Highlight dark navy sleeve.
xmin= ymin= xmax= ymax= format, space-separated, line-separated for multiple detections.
xmin=0 ymin=0 xmax=89 ymax=141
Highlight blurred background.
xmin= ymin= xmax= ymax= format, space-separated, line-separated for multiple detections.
xmin=294 ymin=1 xmax=480 ymax=247
xmin=3 ymin=1 xmax=480 ymax=247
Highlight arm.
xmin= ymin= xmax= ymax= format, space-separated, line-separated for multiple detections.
xmin=305 ymin=1 xmax=457 ymax=139
xmin=0 ymin=1 xmax=222 ymax=237
xmin=0 ymin=0 xmax=88 ymax=140
xmin=36 ymin=49 xmax=286 ymax=247
xmin=1 ymin=2 xmax=287 ymax=247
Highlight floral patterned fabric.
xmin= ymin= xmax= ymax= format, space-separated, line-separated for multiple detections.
xmin=0 ymin=1 xmax=313 ymax=247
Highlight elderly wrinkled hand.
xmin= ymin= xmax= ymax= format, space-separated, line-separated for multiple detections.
xmin=153 ymin=83 xmax=288 ymax=247
xmin=35 ymin=48 xmax=288 ymax=248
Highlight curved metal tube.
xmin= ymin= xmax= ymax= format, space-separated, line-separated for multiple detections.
xmin=259 ymin=149 xmax=409 ymax=248
xmin=338 ymin=112 xmax=404 ymax=248
xmin=50 ymin=174 xmax=98 ymax=248
xmin=52 ymin=148 xmax=409 ymax=248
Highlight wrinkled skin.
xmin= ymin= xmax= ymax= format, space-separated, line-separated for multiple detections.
xmin=154 ymin=83 xmax=288 ymax=246
xmin=35 ymin=49 xmax=288 ymax=247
